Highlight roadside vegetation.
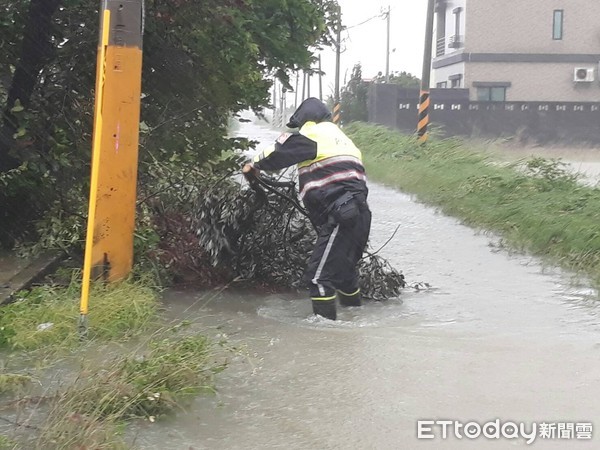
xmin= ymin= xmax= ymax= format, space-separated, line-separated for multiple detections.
xmin=332 ymin=63 xmax=420 ymax=123
xmin=0 ymin=274 xmax=158 ymax=352
xmin=345 ymin=122 xmax=600 ymax=286
xmin=0 ymin=0 xmax=340 ymax=248
xmin=1 ymin=2 xmax=341 ymax=443
xmin=0 ymin=273 xmax=227 ymax=449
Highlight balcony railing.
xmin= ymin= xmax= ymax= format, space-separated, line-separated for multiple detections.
xmin=436 ymin=37 xmax=446 ymax=57
xmin=448 ymin=34 xmax=464 ymax=49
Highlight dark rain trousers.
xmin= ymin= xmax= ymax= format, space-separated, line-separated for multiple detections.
xmin=304 ymin=195 xmax=371 ymax=299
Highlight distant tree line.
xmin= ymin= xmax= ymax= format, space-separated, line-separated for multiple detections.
xmin=339 ymin=63 xmax=420 ymax=123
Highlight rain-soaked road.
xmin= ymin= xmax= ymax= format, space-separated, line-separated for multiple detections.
xmin=137 ymin=121 xmax=600 ymax=449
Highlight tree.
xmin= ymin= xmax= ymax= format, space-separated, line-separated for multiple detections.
xmin=374 ymin=70 xmax=420 ymax=88
xmin=339 ymin=64 xmax=421 ymax=124
xmin=340 ymin=63 xmax=368 ymax=123
xmin=0 ymin=0 xmax=340 ymax=246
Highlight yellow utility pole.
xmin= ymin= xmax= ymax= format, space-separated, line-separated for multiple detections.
xmin=80 ymin=0 xmax=144 ymax=334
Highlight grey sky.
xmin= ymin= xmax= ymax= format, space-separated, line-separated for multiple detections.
xmin=318 ymin=0 xmax=427 ymax=97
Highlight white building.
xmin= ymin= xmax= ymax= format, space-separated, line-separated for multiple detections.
xmin=433 ymin=0 xmax=600 ymax=102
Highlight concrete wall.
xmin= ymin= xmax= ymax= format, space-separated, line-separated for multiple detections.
xmin=367 ymin=83 xmax=401 ymax=129
xmin=367 ymin=83 xmax=600 ymax=145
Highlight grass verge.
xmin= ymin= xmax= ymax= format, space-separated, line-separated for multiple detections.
xmin=0 ymin=374 xmax=32 ymax=394
xmin=0 ymin=272 xmax=226 ymax=449
xmin=33 ymin=333 xmax=224 ymax=449
xmin=0 ymin=274 xmax=158 ymax=352
xmin=0 ymin=435 xmax=16 ymax=449
xmin=345 ymin=122 xmax=600 ymax=285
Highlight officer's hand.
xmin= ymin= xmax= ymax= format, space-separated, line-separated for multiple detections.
xmin=242 ymin=163 xmax=259 ymax=177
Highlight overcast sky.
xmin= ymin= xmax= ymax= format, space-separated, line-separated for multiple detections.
xmin=315 ymin=0 xmax=428 ymax=99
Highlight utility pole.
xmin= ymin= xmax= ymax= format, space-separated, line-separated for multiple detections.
xmin=385 ymin=5 xmax=391 ymax=83
xmin=294 ymin=72 xmax=299 ymax=108
xmin=273 ymin=78 xmax=278 ymax=125
xmin=302 ymin=70 xmax=307 ymax=101
xmin=417 ymin=0 xmax=435 ymax=143
xmin=80 ymin=0 xmax=144 ymax=335
xmin=280 ymin=85 xmax=285 ymax=127
xmin=333 ymin=5 xmax=342 ymax=125
xmin=318 ymin=54 xmax=323 ymax=101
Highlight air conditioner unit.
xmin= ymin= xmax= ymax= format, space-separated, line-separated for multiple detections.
xmin=573 ymin=67 xmax=594 ymax=82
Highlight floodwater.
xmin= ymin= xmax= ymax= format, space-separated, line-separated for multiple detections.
xmin=128 ymin=121 xmax=600 ymax=449
xmin=484 ymin=142 xmax=600 ymax=187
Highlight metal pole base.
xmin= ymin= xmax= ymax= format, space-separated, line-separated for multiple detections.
xmin=78 ymin=314 xmax=89 ymax=340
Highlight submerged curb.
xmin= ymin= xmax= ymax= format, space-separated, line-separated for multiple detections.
xmin=0 ymin=252 xmax=64 ymax=305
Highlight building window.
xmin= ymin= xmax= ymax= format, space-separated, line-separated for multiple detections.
xmin=477 ymin=87 xmax=506 ymax=102
xmin=473 ymin=81 xmax=511 ymax=101
xmin=553 ymin=10 xmax=563 ymax=40
xmin=449 ymin=74 xmax=462 ymax=88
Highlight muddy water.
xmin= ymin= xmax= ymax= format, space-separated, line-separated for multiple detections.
xmin=136 ymin=122 xmax=600 ymax=449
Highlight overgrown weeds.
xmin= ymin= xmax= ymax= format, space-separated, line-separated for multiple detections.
xmin=345 ymin=122 xmax=600 ymax=286
xmin=0 ymin=269 xmax=228 ymax=449
xmin=0 ymin=331 xmax=224 ymax=450
xmin=0 ymin=374 xmax=32 ymax=395
xmin=29 ymin=334 xmax=224 ymax=449
xmin=0 ymin=434 xmax=17 ymax=450
xmin=0 ymin=274 xmax=158 ymax=352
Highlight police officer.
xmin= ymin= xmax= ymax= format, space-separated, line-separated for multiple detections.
xmin=243 ymin=97 xmax=371 ymax=320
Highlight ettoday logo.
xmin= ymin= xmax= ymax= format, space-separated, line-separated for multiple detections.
xmin=417 ymin=420 xmax=593 ymax=444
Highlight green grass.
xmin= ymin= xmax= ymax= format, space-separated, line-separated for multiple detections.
xmin=0 ymin=271 xmax=228 ymax=449
xmin=345 ymin=122 xmax=600 ymax=285
xmin=33 ymin=333 xmax=224 ymax=449
xmin=0 ymin=435 xmax=17 ymax=450
xmin=0 ymin=275 xmax=159 ymax=351
xmin=0 ymin=373 xmax=32 ymax=394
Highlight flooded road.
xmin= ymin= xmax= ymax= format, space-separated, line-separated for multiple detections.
xmin=138 ymin=122 xmax=600 ymax=449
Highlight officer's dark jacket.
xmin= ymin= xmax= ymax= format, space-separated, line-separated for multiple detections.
xmin=253 ymin=98 xmax=368 ymax=225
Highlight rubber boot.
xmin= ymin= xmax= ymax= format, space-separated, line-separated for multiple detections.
xmin=338 ymin=289 xmax=361 ymax=307
xmin=312 ymin=299 xmax=337 ymax=320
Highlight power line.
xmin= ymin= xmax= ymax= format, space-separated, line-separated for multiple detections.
xmin=345 ymin=13 xmax=384 ymax=29
xmin=345 ymin=5 xmax=396 ymax=30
